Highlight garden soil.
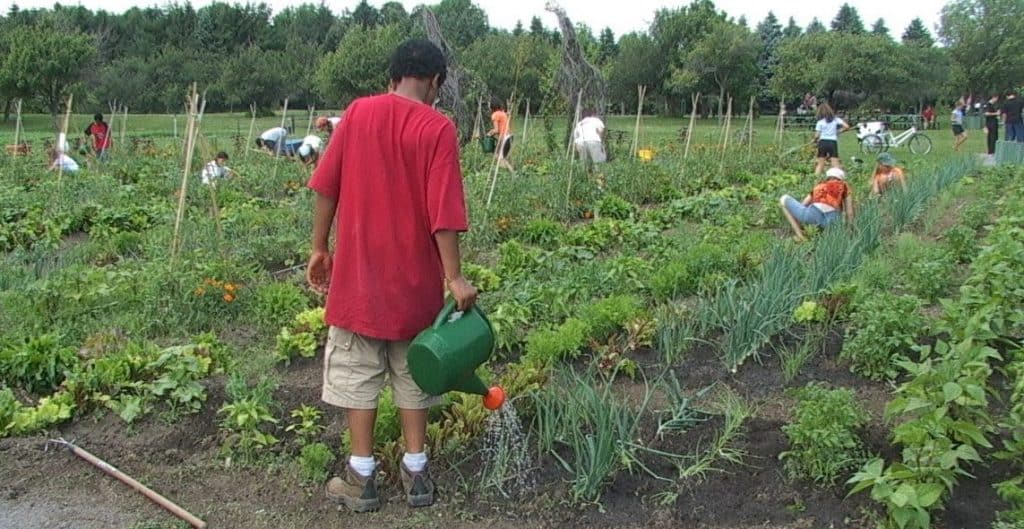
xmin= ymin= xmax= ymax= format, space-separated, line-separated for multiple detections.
xmin=0 ymin=345 xmax=1007 ymax=529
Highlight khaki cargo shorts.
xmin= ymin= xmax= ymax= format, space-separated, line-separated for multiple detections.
xmin=322 ymin=326 xmax=442 ymax=410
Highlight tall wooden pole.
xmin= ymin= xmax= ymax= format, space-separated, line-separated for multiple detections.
xmin=13 ymin=99 xmax=23 ymax=148
xmin=746 ymin=96 xmax=755 ymax=157
xmin=57 ymin=94 xmax=73 ymax=190
xmin=684 ymin=93 xmax=699 ymax=159
xmin=632 ymin=85 xmax=647 ymax=158
xmin=120 ymin=105 xmax=129 ymax=148
xmin=305 ymin=105 xmax=315 ymax=136
xmin=173 ymin=84 xmax=200 ymax=258
xmin=244 ymin=102 xmax=257 ymax=158
xmin=567 ymin=89 xmax=583 ymax=158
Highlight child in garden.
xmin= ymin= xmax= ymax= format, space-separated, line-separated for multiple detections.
xmin=48 ymin=149 xmax=79 ymax=174
xmin=779 ymin=167 xmax=854 ymax=242
xmin=870 ymin=152 xmax=906 ymax=195
xmin=200 ymin=152 xmax=234 ymax=185
xmin=297 ymin=134 xmax=323 ymax=168
xmin=813 ymin=103 xmax=850 ymax=176
xmin=84 ymin=113 xmax=112 ymax=161
xmin=486 ymin=99 xmax=514 ymax=172
xmin=952 ymin=100 xmax=968 ymax=152
xmin=306 ymin=38 xmax=477 ymax=513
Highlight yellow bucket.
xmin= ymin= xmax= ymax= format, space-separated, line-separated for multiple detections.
xmin=637 ymin=148 xmax=654 ymax=162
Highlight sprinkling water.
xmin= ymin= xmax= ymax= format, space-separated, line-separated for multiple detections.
xmin=479 ymin=402 xmax=535 ymax=498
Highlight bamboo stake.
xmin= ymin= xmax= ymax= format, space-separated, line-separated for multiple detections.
xmin=106 ymin=100 xmax=118 ymax=152
xmin=172 ymin=84 xmax=200 ymax=258
xmin=520 ymin=99 xmax=531 ymax=151
xmin=305 ymin=105 xmax=315 ymax=136
xmin=472 ymin=98 xmax=483 ymax=140
xmin=631 ymin=85 xmax=647 ymax=158
xmin=566 ymin=89 xmax=583 ymax=158
xmin=746 ymin=96 xmax=755 ymax=158
xmin=683 ymin=93 xmax=699 ymax=159
xmin=244 ymin=102 xmax=256 ymax=158
xmin=718 ymin=96 xmax=733 ymax=174
xmin=173 ymin=114 xmax=178 ymax=139
xmin=12 ymin=99 xmax=23 ymax=148
xmin=50 ymin=439 xmax=206 ymax=529
xmin=57 ymin=94 xmax=73 ymax=190
xmin=270 ymin=98 xmax=289 ymax=181
xmin=120 ymin=105 xmax=129 ymax=147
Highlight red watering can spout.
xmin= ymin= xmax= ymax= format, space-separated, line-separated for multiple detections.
xmin=482 ymin=386 xmax=506 ymax=411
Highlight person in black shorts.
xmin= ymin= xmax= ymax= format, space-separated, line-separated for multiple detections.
xmin=984 ymin=94 xmax=1000 ymax=158
xmin=813 ymin=103 xmax=850 ymax=176
xmin=951 ymin=99 xmax=967 ymax=152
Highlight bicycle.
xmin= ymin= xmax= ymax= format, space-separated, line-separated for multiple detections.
xmin=857 ymin=122 xmax=933 ymax=155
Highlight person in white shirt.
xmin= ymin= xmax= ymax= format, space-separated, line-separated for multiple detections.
xmin=201 ymin=151 xmax=234 ymax=185
xmin=257 ymin=126 xmax=290 ymax=155
xmin=297 ymin=135 xmax=324 ymax=167
xmin=572 ymin=111 xmax=607 ymax=172
xmin=48 ymin=149 xmax=79 ymax=173
xmin=812 ymin=103 xmax=850 ymax=176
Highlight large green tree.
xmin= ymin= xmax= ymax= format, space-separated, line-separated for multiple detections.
xmin=607 ymin=32 xmax=661 ymax=110
xmin=0 ymin=21 xmax=97 ymax=117
xmin=902 ymin=18 xmax=934 ymax=47
xmin=461 ymin=32 xmax=554 ymax=107
xmin=650 ymin=0 xmax=727 ymax=109
xmin=939 ymin=0 xmax=1024 ymax=94
xmin=673 ymin=19 xmax=760 ymax=115
xmin=429 ymin=0 xmax=489 ymax=49
xmin=314 ymin=24 xmax=403 ymax=106
xmin=831 ymin=3 xmax=865 ymax=34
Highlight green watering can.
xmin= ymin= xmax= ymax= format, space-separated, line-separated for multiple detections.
xmin=408 ymin=301 xmax=506 ymax=411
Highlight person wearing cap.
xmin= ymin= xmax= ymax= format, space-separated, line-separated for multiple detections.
xmin=871 ymin=152 xmax=906 ymax=195
xmin=297 ymin=134 xmax=323 ymax=167
xmin=201 ymin=151 xmax=234 ymax=185
xmin=316 ymin=115 xmax=343 ymax=134
xmin=779 ymin=167 xmax=854 ymax=242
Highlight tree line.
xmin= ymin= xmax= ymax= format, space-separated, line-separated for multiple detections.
xmin=0 ymin=0 xmax=1021 ymax=119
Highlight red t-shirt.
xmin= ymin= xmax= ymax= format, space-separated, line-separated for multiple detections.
xmin=87 ymin=122 xmax=111 ymax=150
xmin=308 ymin=93 xmax=469 ymax=341
xmin=810 ymin=179 xmax=850 ymax=210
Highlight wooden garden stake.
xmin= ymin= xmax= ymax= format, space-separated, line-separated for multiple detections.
xmin=57 ymin=94 xmax=73 ymax=190
xmin=270 ymin=98 xmax=289 ymax=182
xmin=472 ymin=98 xmax=483 ymax=140
xmin=50 ymin=438 xmax=206 ymax=529
xmin=520 ymin=99 xmax=531 ymax=156
xmin=684 ymin=92 xmax=699 ymax=160
xmin=120 ymin=105 xmax=129 ymax=147
xmin=12 ymin=99 xmax=23 ymax=149
xmin=718 ymin=96 xmax=732 ymax=174
xmin=631 ymin=85 xmax=647 ymax=158
xmin=567 ymin=89 xmax=583 ymax=158
xmin=775 ymin=97 xmax=785 ymax=144
xmin=173 ymin=114 xmax=178 ymax=139
xmin=244 ymin=102 xmax=256 ymax=159
xmin=746 ymin=96 xmax=755 ymax=158
xmin=173 ymin=84 xmax=200 ymax=258
xmin=305 ymin=105 xmax=315 ymax=136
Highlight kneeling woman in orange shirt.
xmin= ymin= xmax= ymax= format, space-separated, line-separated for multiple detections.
xmin=779 ymin=167 xmax=854 ymax=242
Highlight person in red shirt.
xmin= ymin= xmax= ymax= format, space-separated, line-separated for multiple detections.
xmin=84 ymin=113 xmax=112 ymax=161
xmin=306 ymin=39 xmax=477 ymax=513
xmin=779 ymin=167 xmax=854 ymax=241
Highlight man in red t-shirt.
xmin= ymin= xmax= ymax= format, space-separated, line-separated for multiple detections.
xmin=84 ymin=113 xmax=112 ymax=161
xmin=306 ymin=39 xmax=477 ymax=512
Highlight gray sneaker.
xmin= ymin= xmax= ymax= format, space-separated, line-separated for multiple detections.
xmin=326 ymin=464 xmax=380 ymax=512
xmin=400 ymin=461 xmax=435 ymax=507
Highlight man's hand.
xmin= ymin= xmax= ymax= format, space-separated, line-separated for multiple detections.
xmin=447 ymin=276 xmax=478 ymax=312
xmin=306 ymin=250 xmax=333 ymax=295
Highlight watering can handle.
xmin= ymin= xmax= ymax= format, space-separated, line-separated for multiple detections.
xmin=431 ymin=300 xmax=491 ymax=330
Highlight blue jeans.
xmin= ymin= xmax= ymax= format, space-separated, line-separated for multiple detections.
xmin=1007 ymin=123 xmax=1024 ymax=143
xmin=782 ymin=195 xmax=840 ymax=227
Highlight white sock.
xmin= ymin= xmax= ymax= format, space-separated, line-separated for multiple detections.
xmin=402 ymin=452 xmax=428 ymax=473
xmin=349 ymin=455 xmax=376 ymax=477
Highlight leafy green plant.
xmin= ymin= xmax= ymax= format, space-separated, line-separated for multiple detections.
xmin=463 ymin=262 xmax=501 ymax=293
xmin=0 ymin=334 xmax=80 ymax=394
xmin=579 ymin=294 xmax=645 ymax=339
xmin=595 ymin=193 xmax=635 ymax=220
xmin=942 ymin=225 xmax=978 ymax=264
xmin=524 ymin=318 xmax=591 ymax=366
xmin=840 ymin=293 xmax=925 ymax=381
xmin=792 ymin=300 xmax=826 ymax=324
xmin=285 ymin=405 xmax=325 ymax=447
xmin=297 ymin=442 xmax=336 ymax=483
xmin=780 ymin=383 xmax=868 ymax=485
xmin=518 ymin=218 xmax=565 ymax=248
xmin=249 ymin=281 xmax=310 ymax=330
xmin=274 ymin=307 xmax=327 ymax=364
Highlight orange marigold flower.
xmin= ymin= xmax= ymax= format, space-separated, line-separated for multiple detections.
xmin=224 ymin=283 xmax=236 ymax=293
xmin=223 ymin=293 xmax=235 ymax=303
xmin=194 ymin=287 xmax=206 ymax=296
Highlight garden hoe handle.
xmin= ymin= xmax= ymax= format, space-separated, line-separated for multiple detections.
xmin=53 ymin=439 xmax=207 ymax=529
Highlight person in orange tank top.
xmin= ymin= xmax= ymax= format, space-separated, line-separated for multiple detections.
xmin=779 ymin=167 xmax=855 ymax=241
xmin=486 ymin=99 xmax=514 ymax=172
xmin=870 ymin=152 xmax=906 ymax=195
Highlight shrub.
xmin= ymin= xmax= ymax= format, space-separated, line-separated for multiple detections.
xmin=840 ymin=293 xmax=926 ymax=381
xmin=780 ymin=383 xmax=868 ymax=485
xmin=650 ymin=259 xmax=690 ymax=301
xmin=298 ymin=442 xmax=336 ymax=483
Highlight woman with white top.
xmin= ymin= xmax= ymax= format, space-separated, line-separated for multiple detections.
xmin=813 ymin=103 xmax=850 ymax=176
xmin=297 ymin=134 xmax=324 ymax=168
xmin=572 ymin=110 xmax=606 ymax=172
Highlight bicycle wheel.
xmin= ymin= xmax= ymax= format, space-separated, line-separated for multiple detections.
xmin=861 ymin=134 xmax=886 ymax=154
xmin=909 ymin=133 xmax=933 ymax=155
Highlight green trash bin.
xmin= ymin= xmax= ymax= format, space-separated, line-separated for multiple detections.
xmin=480 ymin=135 xmax=496 ymax=154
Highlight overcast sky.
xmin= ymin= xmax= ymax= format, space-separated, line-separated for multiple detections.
xmin=1 ymin=0 xmax=948 ymax=40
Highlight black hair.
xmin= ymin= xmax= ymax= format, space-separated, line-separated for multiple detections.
xmin=388 ymin=39 xmax=447 ymax=88
xmin=490 ymin=98 xmax=506 ymax=111
xmin=255 ymin=138 xmax=264 ymax=148
xmin=216 ymin=151 xmax=229 ymax=160
xmin=94 ymin=113 xmax=104 ymax=122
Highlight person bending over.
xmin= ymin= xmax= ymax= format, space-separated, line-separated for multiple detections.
xmin=779 ymin=167 xmax=854 ymax=241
